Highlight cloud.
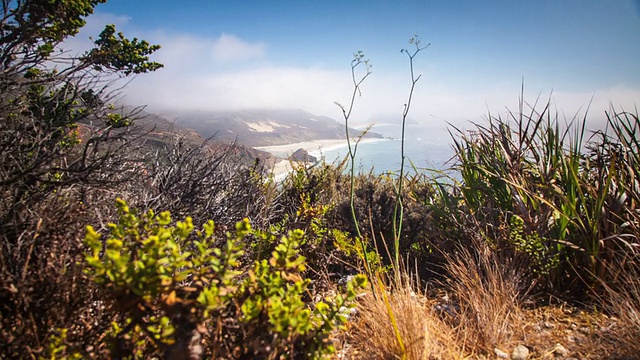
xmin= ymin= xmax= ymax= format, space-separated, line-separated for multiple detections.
xmin=209 ymin=33 xmax=267 ymax=63
xmin=123 ymin=56 xmax=640 ymax=134
xmin=546 ymin=87 xmax=640 ymax=129
xmin=124 ymin=65 xmax=354 ymax=117
xmin=66 ymin=13 xmax=637 ymax=135
xmin=63 ymin=12 xmax=266 ymax=69
xmin=148 ymin=32 xmax=266 ymax=69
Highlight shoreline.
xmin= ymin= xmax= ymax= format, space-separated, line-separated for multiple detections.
xmin=256 ymin=138 xmax=387 ymax=180
xmin=255 ymin=137 xmax=385 ymax=157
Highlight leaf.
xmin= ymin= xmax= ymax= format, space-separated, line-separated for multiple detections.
xmin=164 ymin=290 xmax=177 ymax=305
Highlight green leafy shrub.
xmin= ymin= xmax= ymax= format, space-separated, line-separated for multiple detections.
xmin=39 ymin=328 xmax=83 ymax=360
xmin=508 ymin=215 xmax=559 ymax=275
xmin=84 ymin=199 xmax=366 ymax=359
xmin=266 ymin=162 xmax=373 ymax=283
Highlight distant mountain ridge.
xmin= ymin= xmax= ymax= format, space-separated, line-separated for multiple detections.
xmin=167 ymin=108 xmax=383 ymax=147
xmin=92 ymin=108 xmax=278 ymax=169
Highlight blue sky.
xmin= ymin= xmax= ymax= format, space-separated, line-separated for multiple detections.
xmin=75 ymin=0 xmax=640 ymax=128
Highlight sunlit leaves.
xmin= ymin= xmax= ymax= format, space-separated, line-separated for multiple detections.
xmin=83 ymin=200 xmax=365 ymax=358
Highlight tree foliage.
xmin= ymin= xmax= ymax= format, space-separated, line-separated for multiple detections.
xmin=0 ymin=0 xmax=163 ymax=244
xmin=0 ymin=1 xmax=163 ymax=357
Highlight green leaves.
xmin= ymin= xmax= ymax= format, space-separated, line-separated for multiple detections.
xmin=83 ymin=200 xmax=365 ymax=358
xmin=2 ymin=1 xmax=106 ymax=50
xmin=88 ymin=24 xmax=164 ymax=75
xmin=39 ymin=328 xmax=83 ymax=360
xmin=105 ymin=113 xmax=131 ymax=128
xmin=240 ymin=230 xmax=367 ymax=358
xmin=509 ymin=215 xmax=559 ymax=275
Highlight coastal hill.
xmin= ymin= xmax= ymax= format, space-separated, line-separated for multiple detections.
xmin=102 ymin=107 xmax=387 ymax=173
xmin=99 ymin=109 xmax=279 ymax=168
xmin=166 ymin=108 xmax=384 ymax=147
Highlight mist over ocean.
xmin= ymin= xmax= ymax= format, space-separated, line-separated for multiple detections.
xmin=311 ymin=123 xmax=457 ymax=175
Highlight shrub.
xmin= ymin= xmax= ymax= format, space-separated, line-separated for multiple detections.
xmin=134 ymin=135 xmax=269 ymax=228
xmin=0 ymin=2 xmax=162 ymax=356
xmin=83 ymin=199 xmax=366 ymax=359
xmin=449 ymin=98 xmax=640 ymax=295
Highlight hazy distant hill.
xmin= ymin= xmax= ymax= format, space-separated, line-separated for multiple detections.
xmin=167 ymin=109 xmax=384 ymax=147
xmin=80 ymin=108 xmax=278 ymax=168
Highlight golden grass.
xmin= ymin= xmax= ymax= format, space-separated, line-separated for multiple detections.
xmin=345 ymin=272 xmax=462 ymax=360
xmin=336 ymin=248 xmax=629 ymax=359
xmin=442 ymin=240 xmax=525 ymax=353
xmin=336 ymin=217 xmax=640 ymax=359
xmin=332 ymin=241 xmax=640 ymax=359
xmin=600 ymin=259 xmax=640 ymax=358
xmin=341 ymin=239 xmax=528 ymax=359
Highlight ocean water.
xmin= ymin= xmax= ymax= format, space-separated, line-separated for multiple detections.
xmin=310 ymin=123 xmax=457 ymax=175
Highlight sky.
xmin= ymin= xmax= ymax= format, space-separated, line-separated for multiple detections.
xmin=69 ymin=0 xmax=640 ymax=130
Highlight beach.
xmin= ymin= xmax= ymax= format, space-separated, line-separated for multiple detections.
xmin=255 ymin=138 xmax=386 ymax=180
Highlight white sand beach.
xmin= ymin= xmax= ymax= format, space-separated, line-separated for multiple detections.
xmin=256 ymin=138 xmax=385 ymax=180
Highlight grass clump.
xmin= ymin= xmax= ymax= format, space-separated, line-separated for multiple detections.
xmin=348 ymin=272 xmax=460 ymax=360
xmin=599 ymin=259 xmax=640 ymax=358
xmin=443 ymin=238 xmax=525 ymax=353
xmin=449 ymin=98 xmax=640 ymax=295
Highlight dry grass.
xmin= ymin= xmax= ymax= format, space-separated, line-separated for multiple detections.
xmin=341 ymin=238 xmax=528 ymax=359
xmin=442 ymin=239 xmax=526 ymax=354
xmin=599 ymin=259 xmax=640 ymax=358
xmin=337 ymin=240 xmax=639 ymax=359
xmin=338 ymin=253 xmax=626 ymax=359
xmin=345 ymin=272 xmax=462 ymax=360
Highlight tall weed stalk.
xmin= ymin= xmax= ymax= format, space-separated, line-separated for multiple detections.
xmin=335 ymin=51 xmax=373 ymax=278
xmin=392 ymin=35 xmax=429 ymax=272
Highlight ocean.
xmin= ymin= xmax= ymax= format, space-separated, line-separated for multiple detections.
xmin=310 ymin=123 xmax=457 ymax=175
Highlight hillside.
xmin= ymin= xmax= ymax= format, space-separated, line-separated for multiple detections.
xmin=167 ymin=108 xmax=384 ymax=147
xmin=83 ymin=109 xmax=278 ymax=169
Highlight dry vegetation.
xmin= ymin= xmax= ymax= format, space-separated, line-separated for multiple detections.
xmin=334 ymin=101 xmax=640 ymax=360
xmin=2 ymin=2 xmax=640 ymax=359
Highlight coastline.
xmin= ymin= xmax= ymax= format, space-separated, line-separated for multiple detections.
xmin=256 ymin=138 xmax=387 ymax=180
xmin=255 ymin=138 xmax=384 ymax=157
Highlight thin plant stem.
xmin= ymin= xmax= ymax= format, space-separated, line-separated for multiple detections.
xmin=392 ymin=36 xmax=429 ymax=273
xmin=335 ymin=51 xmax=373 ymax=279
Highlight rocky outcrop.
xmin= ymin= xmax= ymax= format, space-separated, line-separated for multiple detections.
xmin=290 ymin=148 xmax=317 ymax=163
